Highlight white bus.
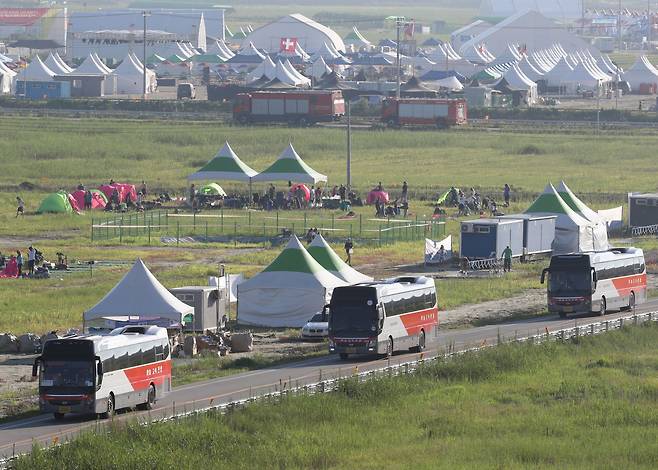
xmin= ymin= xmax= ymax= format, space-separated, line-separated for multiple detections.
xmin=328 ymin=276 xmax=439 ymax=359
xmin=33 ymin=325 xmax=171 ymax=419
xmin=541 ymin=248 xmax=647 ymax=318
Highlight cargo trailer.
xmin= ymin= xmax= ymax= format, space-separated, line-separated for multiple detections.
xmin=460 ymin=218 xmax=523 ymax=259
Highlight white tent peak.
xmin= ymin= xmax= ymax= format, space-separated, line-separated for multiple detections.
xmin=308 ymin=234 xmax=373 ymax=283
xmin=83 ymin=259 xmax=193 ymax=324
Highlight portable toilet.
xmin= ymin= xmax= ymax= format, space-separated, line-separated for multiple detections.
xmin=500 ymin=214 xmax=556 ymax=256
xmin=628 ymin=193 xmax=658 ymax=227
xmin=460 ymin=218 xmax=523 ymax=259
xmin=170 ymin=286 xmax=226 ymax=332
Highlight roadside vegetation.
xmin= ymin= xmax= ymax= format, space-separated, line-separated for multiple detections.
xmin=17 ymin=323 xmax=658 ymax=469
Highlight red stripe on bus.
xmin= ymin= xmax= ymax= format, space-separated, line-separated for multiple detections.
xmin=611 ymin=274 xmax=647 ymax=295
xmin=123 ymin=359 xmax=172 ymax=391
xmin=399 ymin=307 xmax=439 ymax=335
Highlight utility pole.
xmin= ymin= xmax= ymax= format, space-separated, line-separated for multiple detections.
xmin=346 ymin=97 xmax=351 ymax=191
xmin=142 ymin=10 xmax=151 ymax=100
xmin=581 ymin=0 xmax=585 ymax=36
xmin=618 ymin=0 xmax=622 ymax=52
xmin=649 ymin=0 xmax=652 ymax=46
xmin=396 ymin=17 xmax=402 ymax=99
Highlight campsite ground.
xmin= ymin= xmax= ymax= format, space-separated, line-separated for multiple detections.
xmin=1 ymin=115 xmax=658 ymax=420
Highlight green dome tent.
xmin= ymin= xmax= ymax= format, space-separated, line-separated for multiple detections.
xmin=37 ymin=191 xmax=73 ymax=214
xmin=198 ymin=183 xmax=227 ymax=196
xmin=90 ymin=189 xmax=108 ymax=203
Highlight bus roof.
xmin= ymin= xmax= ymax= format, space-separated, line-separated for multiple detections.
xmin=46 ymin=326 xmax=168 ymax=354
xmin=552 ymin=247 xmax=643 ymax=267
xmin=348 ymin=276 xmax=435 ymax=298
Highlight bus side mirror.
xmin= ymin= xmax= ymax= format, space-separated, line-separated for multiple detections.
xmin=32 ymin=357 xmax=41 ymax=377
xmin=96 ymin=357 xmax=103 ymax=386
xmin=540 ymin=268 xmax=548 ymax=284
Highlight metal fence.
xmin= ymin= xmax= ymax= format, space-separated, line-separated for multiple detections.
xmin=4 ymin=310 xmax=656 ymax=466
xmin=631 ymin=224 xmax=658 ymax=237
xmin=90 ymin=210 xmax=446 ymax=247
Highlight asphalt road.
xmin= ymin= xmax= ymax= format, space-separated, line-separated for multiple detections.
xmin=2 ymin=299 xmax=657 ymax=459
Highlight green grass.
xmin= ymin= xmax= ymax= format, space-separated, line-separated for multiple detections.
xmin=17 ymin=323 xmax=658 ymax=469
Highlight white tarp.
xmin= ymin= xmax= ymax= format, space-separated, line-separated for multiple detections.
xmin=237 ymin=236 xmax=346 ymax=327
xmin=597 ymin=207 xmax=623 ymax=232
xmin=425 ymin=235 xmax=453 ymax=265
xmin=84 ymin=259 xmax=193 ymax=326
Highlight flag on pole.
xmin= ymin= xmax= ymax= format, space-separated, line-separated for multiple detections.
xmin=279 ymin=37 xmax=298 ymax=52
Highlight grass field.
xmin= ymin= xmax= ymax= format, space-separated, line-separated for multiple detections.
xmin=16 ymin=323 xmax=658 ymax=469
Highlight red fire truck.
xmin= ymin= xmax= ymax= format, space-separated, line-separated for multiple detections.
xmin=233 ymin=90 xmax=345 ymax=126
xmin=381 ymin=98 xmax=467 ymax=128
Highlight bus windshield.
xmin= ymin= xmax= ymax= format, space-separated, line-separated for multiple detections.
xmin=330 ymin=306 xmax=377 ymax=335
xmin=549 ymin=270 xmax=592 ymax=296
xmin=40 ymin=361 xmax=95 ymax=388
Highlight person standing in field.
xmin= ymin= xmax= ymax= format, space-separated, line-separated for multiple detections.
xmin=16 ymin=197 xmax=25 ymax=217
xmin=401 ymin=181 xmax=408 ymax=202
xmin=344 ymin=238 xmax=354 ymax=266
xmin=16 ymin=250 xmax=23 ymax=277
xmin=141 ymin=180 xmax=148 ymax=197
xmin=27 ymin=246 xmax=36 ymax=275
xmin=503 ymin=184 xmax=511 ymax=207
xmin=502 ymin=245 xmax=513 ymax=273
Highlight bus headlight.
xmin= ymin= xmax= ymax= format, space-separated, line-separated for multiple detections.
xmin=367 ymin=339 xmax=376 ymax=349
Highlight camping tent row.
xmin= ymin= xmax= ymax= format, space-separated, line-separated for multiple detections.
xmin=237 ymin=234 xmax=372 ymax=327
xmin=188 ymin=141 xmax=327 ymax=185
xmin=14 ymin=52 xmax=157 ymax=95
xmin=525 ymin=181 xmax=609 ymax=254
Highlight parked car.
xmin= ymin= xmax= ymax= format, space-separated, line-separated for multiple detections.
xmin=301 ymin=309 xmax=329 ymax=339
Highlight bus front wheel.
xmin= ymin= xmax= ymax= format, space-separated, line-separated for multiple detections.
xmin=138 ymin=384 xmax=156 ymax=410
xmin=622 ymin=292 xmax=635 ymax=311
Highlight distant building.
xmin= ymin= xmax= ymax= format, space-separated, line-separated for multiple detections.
xmin=0 ymin=8 xmax=67 ymax=46
xmin=479 ymin=0 xmax=584 ymax=22
xmin=244 ymin=14 xmax=345 ymax=54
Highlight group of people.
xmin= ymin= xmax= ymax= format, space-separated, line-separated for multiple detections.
xmin=1 ymin=246 xmax=39 ymax=278
xmin=442 ymin=184 xmax=511 ymax=218
xmin=373 ymin=181 xmax=409 ymax=219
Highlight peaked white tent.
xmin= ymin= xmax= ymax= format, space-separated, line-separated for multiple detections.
xmin=75 ymin=53 xmax=111 ymax=75
xmin=518 ymin=56 xmax=544 ymax=81
xmin=556 ymin=181 xmax=608 ymax=229
xmin=188 ymin=141 xmax=257 ymax=181
xmin=308 ymin=234 xmax=372 ymax=284
xmin=435 ymin=76 xmax=464 ymax=91
xmin=92 ymin=52 xmax=113 ymax=74
xmin=44 ymin=52 xmax=69 ymax=74
xmin=496 ymin=64 xmax=537 ymax=104
xmin=312 ymin=42 xmax=341 ymax=61
xmin=253 ymin=143 xmax=327 ymax=184
xmin=0 ymin=61 xmax=16 ymax=94
xmin=84 ymin=259 xmax=194 ymax=329
xmin=344 ymin=26 xmax=372 ymax=49
xmin=525 ymin=183 xmax=607 ymax=254
xmin=15 ymin=56 xmax=55 ymax=82
xmin=113 ymin=53 xmax=156 ymax=94
xmin=237 ymin=236 xmax=346 ymax=327
xmin=622 ymin=56 xmax=658 ymax=91
xmin=248 ymin=56 xmax=277 ymax=81
xmin=306 ymin=55 xmax=331 ymax=80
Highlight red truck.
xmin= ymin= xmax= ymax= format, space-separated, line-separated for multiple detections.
xmin=381 ymin=97 xmax=467 ymax=129
xmin=233 ymin=90 xmax=345 ymax=126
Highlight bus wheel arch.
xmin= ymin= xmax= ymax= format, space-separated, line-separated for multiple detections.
xmin=411 ymin=329 xmax=426 ymax=353
xmin=138 ymin=383 xmax=156 ymax=410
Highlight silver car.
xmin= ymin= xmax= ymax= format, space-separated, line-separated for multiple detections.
xmin=301 ymin=311 xmax=329 ymax=339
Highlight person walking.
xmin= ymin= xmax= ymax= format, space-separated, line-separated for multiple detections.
xmin=344 ymin=238 xmax=354 ymax=266
xmin=84 ymin=190 xmax=93 ymax=210
xmin=27 ymin=246 xmax=36 ymax=275
xmin=503 ymin=184 xmax=511 ymax=207
xmin=502 ymin=245 xmax=513 ymax=273
xmin=140 ymin=180 xmax=148 ymax=197
xmin=401 ymin=181 xmax=408 ymax=203
xmin=16 ymin=250 xmax=23 ymax=277
xmin=16 ymin=197 xmax=25 ymax=217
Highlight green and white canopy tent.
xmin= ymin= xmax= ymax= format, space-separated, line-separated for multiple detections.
xmin=252 ymin=143 xmax=327 ymax=185
xmin=237 ymin=235 xmax=346 ymax=327
xmin=188 ymin=141 xmax=257 ymax=182
xmin=308 ymin=234 xmax=373 ymax=284
xmin=556 ymin=181 xmax=604 ymax=223
xmin=525 ymin=183 xmax=607 ymax=254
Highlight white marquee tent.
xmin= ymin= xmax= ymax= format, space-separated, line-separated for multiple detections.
xmin=307 ymin=234 xmax=373 ymax=284
xmin=15 ymin=56 xmax=55 ymax=82
xmin=237 ymin=236 xmax=346 ymax=327
xmin=84 ymin=259 xmax=194 ymax=329
xmin=253 ymin=143 xmax=327 ymax=184
xmin=622 ymin=56 xmax=658 ymax=91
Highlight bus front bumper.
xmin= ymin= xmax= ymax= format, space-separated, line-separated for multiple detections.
xmin=548 ymin=299 xmax=591 ymax=315
xmin=329 ymin=338 xmax=378 ymax=355
xmin=40 ymin=394 xmax=96 ymax=415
